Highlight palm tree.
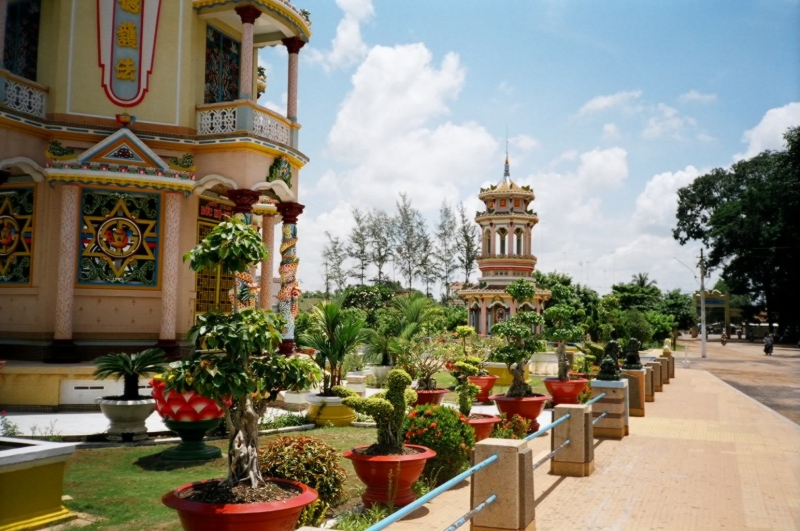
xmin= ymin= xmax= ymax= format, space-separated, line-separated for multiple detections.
xmin=364 ymin=293 xmax=434 ymax=366
xmin=631 ymin=272 xmax=657 ymax=288
xmin=300 ymin=297 xmax=369 ymax=396
xmin=93 ymin=348 xmax=167 ymax=400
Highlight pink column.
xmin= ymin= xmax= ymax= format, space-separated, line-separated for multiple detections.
xmin=157 ymin=193 xmax=183 ymax=357
xmin=507 ymin=224 xmax=514 ymax=256
xmin=490 ymin=225 xmax=496 ymax=255
xmin=282 ymin=37 xmax=305 ymax=122
xmin=53 ymin=185 xmax=80 ymax=340
xmin=479 ymin=300 xmax=488 ymax=336
xmin=0 ymin=0 xmax=7 ymax=68
xmin=525 ymin=225 xmax=531 ymax=255
xmin=235 ymin=6 xmax=261 ymax=100
xmin=260 ymin=214 xmax=275 ymax=310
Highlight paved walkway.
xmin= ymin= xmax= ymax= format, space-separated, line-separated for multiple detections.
xmin=388 ymin=367 xmax=800 ymax=531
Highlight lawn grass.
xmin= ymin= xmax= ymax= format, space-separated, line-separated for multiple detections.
xmin=63 ymin=427 xmax=375 ymax=530
xmin=433 ymin=371 xmax=549 ymax=403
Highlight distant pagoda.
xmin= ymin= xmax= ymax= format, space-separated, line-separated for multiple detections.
xmin=458 ymin=156 xmax=551 ymax=335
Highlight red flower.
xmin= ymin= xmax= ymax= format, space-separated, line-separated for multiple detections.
xmin=425 ymin=410 xmax=433 ymax=416
xmin=460 ymin=443 xmax=466 ymax=450
xmin=409 ymin=411 xmax=417 ymax=419
xmin=431 ymin=422 xmax=438 ymax=428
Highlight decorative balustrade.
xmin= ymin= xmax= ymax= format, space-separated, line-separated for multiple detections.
xmin=196 ymin=101 xmax=294 ymax=147
xmin=0 ymin=69 xmax=48 ymax=118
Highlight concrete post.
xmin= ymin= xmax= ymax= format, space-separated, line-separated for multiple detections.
xmin=471 ymin=438 xmax=535 ymax=531
xmin=644 ymin=365 xmax=655 ymax=402
xmin=550 ymin=403 xmax=594 ymax=477
xmin=621 ymin=369 xmax=646 ymax=417
xmin=662 ymin=351 xmax=675 ymax=378
xmin=646 ymin=361 xmax=663 ymax=393
xmin=657 ymin=357 xmax=670 ymax=384
xmin=589 ymin=380 xmax=629 ymax=439
xmin=49 ymin=184 xmax=81 ymax=362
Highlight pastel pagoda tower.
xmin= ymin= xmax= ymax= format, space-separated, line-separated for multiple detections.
xmin=459 ymin=157 xmax=550 ymax=335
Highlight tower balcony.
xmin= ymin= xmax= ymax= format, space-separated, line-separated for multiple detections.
xmin=0 ymin=68 xmax=48 ymax=119
xmin=196 ymin=100 xmax=300 ymax=149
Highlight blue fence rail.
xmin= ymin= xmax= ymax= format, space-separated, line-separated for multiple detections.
xmin=524 ymin=412 xmax=570 ymax=442
xmin=364 ymin=454 xmax=499 ymax=531
xmin=584 ymin=392 xmax=607 ymax=406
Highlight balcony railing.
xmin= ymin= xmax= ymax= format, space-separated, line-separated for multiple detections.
xmin=0 ymin=69 xmax=48 ymax=119
xmin=196 ymin=100 xmax=293 ymax=147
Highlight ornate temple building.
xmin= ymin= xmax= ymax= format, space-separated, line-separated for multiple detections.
xmin=0 ymin=0 xmax=312 ymax=375
xmin=459 ymin=157 xmax=551 ymax=334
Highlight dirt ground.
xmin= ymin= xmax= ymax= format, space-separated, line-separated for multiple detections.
xmin=677 ymin=335 xmax=800 ymax=425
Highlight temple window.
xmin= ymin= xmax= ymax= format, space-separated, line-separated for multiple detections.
xmin=500 ymin=199 xmax=506 ymax=207
xmin=514 ymin=199 xmax=520 ymax=207
xmin=3 ymin=0 xmax=41 ymax=81
xmin=204 ymin=25 xmax=240 ymax=104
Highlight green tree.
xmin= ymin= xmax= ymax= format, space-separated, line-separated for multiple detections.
xmin=631 ymin=272 xmax=657 ymax=288
xmin=434 ymin=201 xmax=458 ymax=299
xmin=347 ymin=208 xmax=371 ymax=284
xmin=658 ymin=290 xmax=695 ymax=331
xmin=674 ymin=127 xmax=800 ymax=331
xmin=456 ymin=202 xmax=480 ymax=284
xmin=610 ymin=282 xmax=662 ymax=312
xmin=393 ymin=193 xmax=426 ymax=289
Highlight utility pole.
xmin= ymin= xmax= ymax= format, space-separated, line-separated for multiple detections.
xmin=699 ymin=249 xmax=707 ymax=359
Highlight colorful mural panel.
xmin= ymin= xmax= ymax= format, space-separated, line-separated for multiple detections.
xmin=78 ymin=189 xmax=160 ymax=287
xmin=0 ymin=187 xmax=35 ymax=285
xmin=204 ymin=26 xmax=240 ymax=104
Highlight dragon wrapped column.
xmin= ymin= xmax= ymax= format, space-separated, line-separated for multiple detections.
xmin=276 ymin=203 xmax=304 ymax=354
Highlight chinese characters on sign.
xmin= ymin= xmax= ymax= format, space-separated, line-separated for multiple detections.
xmin=98 ymin=0 xmax=162 ymax=106
xmin=198 ymin=198 xmax=234 ymax=222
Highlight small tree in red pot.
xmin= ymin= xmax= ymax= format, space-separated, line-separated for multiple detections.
xmin=542 ymin=284 xmax=588 ymax=406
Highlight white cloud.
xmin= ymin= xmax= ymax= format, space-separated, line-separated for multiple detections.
xmin=578 ymin=90 xmax=642 ymax=116
xmin=642 ymin=103 xmax=696 ymax=140
xmin=632 ymin=166 xmax=701 ymax=235
xmin=602 ymin=123 xmax=620 ymax=140
xmin=509 ymin=134 xmax=540 ymax=152
xmin=679 ymin=90 xmax=717 ymax=103
xmin=576 ymin=147 xmax=629 ymax=189
xmin=305 ymin=0 xmax=374 ymax=71
xmin=264 ymin=91 xmax=288 ymax=116
xmin=734 ymin=101 xmax=800 ymax=161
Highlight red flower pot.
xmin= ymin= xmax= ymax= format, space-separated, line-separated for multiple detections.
xmin=468 ymin=375 xmax=499 ymax=403
xmin=489 ymin=393 xmax=550 ymax=432
xmin=467 ymin=414 xmax=501 ymax=442
xmin=151 ymin=380 xmax=227 ymax=421
xmin=543 ymin=378 xmax=590 ymax=406
xmin=162 ymin=478 xmax=318 ymax=531
xmin=414 ymin=389 xmax=448 ymax=406
xmin=343 ymin=444 xmax=436 ymax=508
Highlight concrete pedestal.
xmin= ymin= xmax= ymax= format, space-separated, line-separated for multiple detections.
xmin=662 ymin=353 xmax=675 ymax=378
xmin=550 ymin=404 xmax=594 ymax=477
xmin=589 ymin=380 xmax=629 ymax=439
xmin=472 ymin=438 xmax=535 ymax=531
xmin=621 ymin=369 xmax=646 ymax=417
xmin=644 ymin=366 xmax=654 ymax=402
xmin=657 ymin=357 xmax=670 ymax=384
xmin=646 ymin=361 xmax=663 ymax=393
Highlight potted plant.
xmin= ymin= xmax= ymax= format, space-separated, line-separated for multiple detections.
xmin=300 ymin=297 xmax=369 ymax=426
xmin=542 ymin=285 xmax=589 ymax=406
xmin=454 ymin=327 xmax=498 ymax=403
xmin=92 ymin=348 xmax=166 ymax=442
xmin=339 ymin=370 xmax=436 ymax=508
xmin=403 ymin=404 xmax=475 ymax=485
xmin=150 ymin=366 xmax=229 ymax=461
xmin=161 ymin=217 xmax=322 ymax=531
xmin=398 ymin=334 xmax=452 ymax=405
xmin=453 ymin=356 xmax=500 ymax=441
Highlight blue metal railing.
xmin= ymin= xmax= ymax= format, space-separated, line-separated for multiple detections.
xmin=523 ymin=413 xmax=570 ymax=442
xmin=592 ymin=411 xmax=608 ymax=425
xmin=532 ymin=438 xmax=571 ymax=470
xmin=364 ymin=454 xmax=499 ymax=531
xmin=584 ymin=392 xmax=607 ymax=406
xmin=442 ymin=494 xmax=497 ymax=531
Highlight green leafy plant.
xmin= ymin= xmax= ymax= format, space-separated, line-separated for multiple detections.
xmin=343 ymin=351 xmax=366 ymax=374
xmin=339 ymin=369 xmax=416 ymax=451
xmin=396 ymin=334 xmax=454 ymax=391
xmin=92 ymin=348 xmax=166 ymax=400
xmin=364 ymin=294 xmax=433 ymax=367
xmin=300 ymin=297 xmax=369 ymax=396
xmin=174 ymin=216 xmax=322 ymax=489
xmin=0 ymin=411 xmax=21 ymax=437
xmin=543 ymin=284 xmax=586 ymax=381
xmin=259 ymin=435 xmax=347 ymax=525
xmin=333 ymin=505 xmax=391 ymax=531
xmin=452 ymin=357 xmax=481 ymax=416
xmin=403 ymin=405 xmax=475 ymax=485
xmin=490 ymin=312 xmax=546 ymax=398
xmin=490 ymin=414 xmax=531 ymax=439
xmin=258 ymin=412 xmax=309 ymax=430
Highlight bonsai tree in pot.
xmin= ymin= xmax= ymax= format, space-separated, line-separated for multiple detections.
xmin=339 ymin=369 xmax=436 ymax=508
xmin=397 ymin=333 xmax=453 ymax=405
xmin=161 ymin=217 xmax=322 ymax=531
xmin=453 ymin=356 xmax=500 ymax=441
xmin=300 ymin=297 xmax=369 ymax=426
xmin=92 ymin=348 xmax=166 ymax=442
xmin=455 ymin=328 xmax=498 ymax=403
xmin=542 ymin=284 xmax=588 ymax=405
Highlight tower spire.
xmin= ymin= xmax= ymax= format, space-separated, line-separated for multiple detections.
xmin=504 ymin=127 xmax=510 ymax=177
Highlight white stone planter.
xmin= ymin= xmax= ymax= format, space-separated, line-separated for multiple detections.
xmin=95 ymin=397 xmax=155 ymax=441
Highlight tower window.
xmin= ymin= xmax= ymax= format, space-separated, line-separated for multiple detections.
xmin=204 ymin=26 xmax=240 ymax=104
xmin=4 ymin=0 xmax=41 ymax=81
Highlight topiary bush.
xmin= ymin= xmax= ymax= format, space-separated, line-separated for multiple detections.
xmin=339 ymin=369 xmax=416 ymax=451
xmin=259 ymin=435 xmax=347 ymax=525
xmin=403 ymin=405 xmax=475 ymax=485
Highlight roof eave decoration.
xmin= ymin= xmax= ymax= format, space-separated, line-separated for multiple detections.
xmin=44 ymin=129 xmax=195 ymax=196
xmin=192 ymin=0 xmax=312 ymax=41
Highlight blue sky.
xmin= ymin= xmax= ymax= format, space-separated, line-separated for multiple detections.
xmin=258 ymin=0 xmax=800 ymax=295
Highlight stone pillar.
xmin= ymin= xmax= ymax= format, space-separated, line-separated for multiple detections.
xmin=643 ymin=365 xmax=655 ymax=402
xmin=471 ymin=438 xmax=535 ymax=531
xmin=49 ymin=184 xmax=81 ymax=363
xmin=646 ymin=361 xmax=662 ymax=393
xmin=260 ymin=214 xmax=275 ymax=311
xmin=621 ymin=369 xmax=646 ymax=417
xmin=490 ymin=225 xmax=496 ymax=255
xmin=283 ymin=37 xmax=305 ymax=148
xmin=506 ymin=226 xmax=513 ymax=256
xmin=276 ymin=202 xmax=304 ymax=354
xmin=525 ymin=225 xmax=531 ymax=255
xmin=661 ymin=350 xmax=675 ymax=378
xmin=157 ymin=192 xmax=183 ymax=359
xmin=657 ymin=357 xmax=670 ymax=384
xmin=550 ymin=403 xmax=594 ymax=477
xmin=0 ymin=0 xmax=7 ymax=69
xmin=590 ymin=380 xmax=629 ymax=439
xmin=235 ymin=6 xmax=261 ymax=100
xmin=479 ymin=299 xmax=487 ymax=336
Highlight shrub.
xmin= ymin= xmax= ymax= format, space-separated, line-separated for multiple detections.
xmin=403 ymin=405 xmax=475 ymax=485
xmin=258 ymin=412 xmax=309 ymax=430
xmin=333 ymin=505 xmax=391 ymax=531
xmin=259 ymin=435 xmax=347 ymax=525
xmin=491 ymin=414 xmax=530 ymax=439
